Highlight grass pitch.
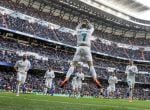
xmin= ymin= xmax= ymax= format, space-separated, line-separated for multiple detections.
xmin=0 ymin=93 xmax=149 ymax=110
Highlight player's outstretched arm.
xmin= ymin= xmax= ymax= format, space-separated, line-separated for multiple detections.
xmin=88 ymin=22 xmax=94 ymax=33
xmin=14 ymin=61 xmax=18 ymax=72
xmin=76 ymin=22 xmax=83 ymax=30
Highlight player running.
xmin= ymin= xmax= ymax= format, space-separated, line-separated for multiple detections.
xmin=125 ymin=60 xmax=138 ymax=102
xmin=107 ymin=71 xmax=118 ymax=98
xmin=44 ymin=67 xmax=55 ymax=95
xmin=61 ymin=19 xmax=101 ymax=88
xmin=14 ymin=54 xmax=31 ymax=96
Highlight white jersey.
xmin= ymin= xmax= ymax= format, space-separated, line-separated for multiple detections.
xmin=76 ymin=72 xmax=84 ymax=83
xmin=108 ymin=76 xmax=118 ymax=87
xmin=76 ymin=23 xmax=94 ymax=47
xmin=44 ymin=70 xmax=55 ymax=79
xmin=72 ymin=77 xmax=77 ymax=85
xmin=125 ymin=65 xmax=138 ymax=80
xmin=14 ymin=59 xmax=31 ymax=74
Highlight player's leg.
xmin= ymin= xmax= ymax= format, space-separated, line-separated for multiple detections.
xmin=21 ymin=74 xmax=27 ymax=94
xmin=44 ymin=79 xmax=48 ymax=95
xmin=112 ymin=86 xmax=115 ymax=98
xmin=85 ymin=47 xmax=101 ymax=88
xmin=72 ymin=84 xmax=76 ymax=98
xmin=107 ymin=86 xmax=110 ymax=98
xmin=77 ymin=83 xmax=82 ymax=98
xmin=61 ymin=47 xmax=82 ymax=87
xmin=16 ymin=73 xmax=22 ymax=96
xmin=129 ymin=83 xmax=134 ymax=102
xmin=128 ymin=80 xmax=134 ymax=102
xmin=87 ymin=61 xmax=101 ymax=88
xmin=49 ymin=80 xmax=53 ymax=95
xmin=61 ymin=61 xmax=77 ymax=87
xmin=16 ymin=81 xmax=21 ymax=96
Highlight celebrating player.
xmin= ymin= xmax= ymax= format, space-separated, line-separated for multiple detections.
xmin=107 ymin=71 xmax=118 ymax=98
xmin=61 ymin=19 xmax=101 ymax=88
xmin=44 ymin=67 xmax=55 ymax=95
xmin=125 ymin=60 xmax=138 ymax=102
xmin=14 ymin=54 xmax=31 ymax=96
xmin=72 ymin=67 xmax=84 ymax=98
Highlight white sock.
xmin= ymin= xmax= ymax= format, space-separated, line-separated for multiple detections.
xmin=44 ymin=88 xmax=48 ymax=94
xmin=130 ymin=88 xmax=133 ymax=99
xmin=90 ymin=66 xmax=97 ymax=78
xmin=66 ymin=66 xmax=75 ymax=78
xmin=17 ymin=84 xmax=20 ymax=95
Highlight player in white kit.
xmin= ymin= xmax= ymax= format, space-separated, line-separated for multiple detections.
xmin=71 ymin=76 xmax=78 ymax=97
xmin=61 ymin=19 xmax=101 ymax=88
xmin=107 ymin=72 xmax=118 ymax=98
xmin=125 ymin=60 xmax=138 ymax=102
xmin=14 ymin=54 xmax=31 ymax=96
xmin=44 ymin=67 xmax=55 ymax=95
xmin=72 ymin=68 xmax=84 ymax=98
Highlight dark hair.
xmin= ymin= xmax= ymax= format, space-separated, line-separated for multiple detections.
xmin=81 ymin=23 xmax=88 ymax=29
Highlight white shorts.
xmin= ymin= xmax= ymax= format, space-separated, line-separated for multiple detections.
xmin=127 ymin=79 xmax=135 ymax=88
xmin=45 ymin=78 xmax=53 ymax=88
xmin=107 ymin=86 xmax=115 ymax=92
xmin=77 ymin=82 xmax=82 ymax=89
xmin=17 ymin=72 xmax=27 ymax=84
xmin=73 ymin=46 xmax=92 ymax=62
xmin=72 ymin=82 xmax=82 ymax=90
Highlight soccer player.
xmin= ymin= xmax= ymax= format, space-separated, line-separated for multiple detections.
xmin=107 ymin=72 xmax=118 ymax=98
xmin=74 ymin=68 xmax=84 ymax=98
xmin=61 ymin=19 xmax=101 ymax=88
xmin=125 ymin=60 xmax=138 ymax=102
xmin=14 ymin=54 xmax=31 ymax=96
xmin=44 ymin=67 xmax=55 ymax=95
xmin=71 ymin=76 xmax=78 ymax=98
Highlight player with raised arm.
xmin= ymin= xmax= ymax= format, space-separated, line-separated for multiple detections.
xmin=61 ymin=19 xmax=101 ymax=88
xmin=44 ymin=67 xmax=55 ymax=95
xmin=107 ymin=71 xmax=118 ymax=98
xmin=125 ymin=60 xmax=138 ymax=102
xmin=14 ymin=54 xmax=31 ymax=96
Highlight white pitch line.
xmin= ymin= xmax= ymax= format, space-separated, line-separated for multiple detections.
xmin=0 ymin=95 xmax=149 ymax=110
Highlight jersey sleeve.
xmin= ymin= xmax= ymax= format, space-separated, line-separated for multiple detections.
xmin=134 ymin=66 xmax=138 ymax=74
xmin=26 ymin=61 xmax=31 ymax=71
xmin=125 ymin=66 xmax=129 ymax=74
xmin=51 ymin=71 xmax=55 ymax=78
xmin=82 ymin=74 xmax=84 ymax=80
xmin=14 ymin=61 xmax=19 ymax=69
xmin=108 ymin=77 xmax=111 ymax=84
xmin=88 ymin=23 xmax=94 ymax=33
xmin=76 ymin=23 xmax=82 ymax=31
xmin=115 ymin=77 xmax=118 ymax=83
xmin=44 ymin=70 xmax=48 ymax=78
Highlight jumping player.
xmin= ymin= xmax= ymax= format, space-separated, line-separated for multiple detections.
xmin=14 ymin=54 xmax=31 ymax=96
xmin=61 ymin=19 xmax=101 ymax=88
xmin=125 ymin=60 xmax=138 ymax=102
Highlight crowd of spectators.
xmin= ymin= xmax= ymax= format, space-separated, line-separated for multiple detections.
xmin=1 ymin=0 xmax=150 ymax=46
xmin=0 ymin=12 xmax=150 ymax=60
xmin=0 ymin=37 xmax=150 ymax=84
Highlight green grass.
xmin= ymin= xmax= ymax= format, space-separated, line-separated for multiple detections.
xmin=0 ymin=93 xmax=149 ymax=110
